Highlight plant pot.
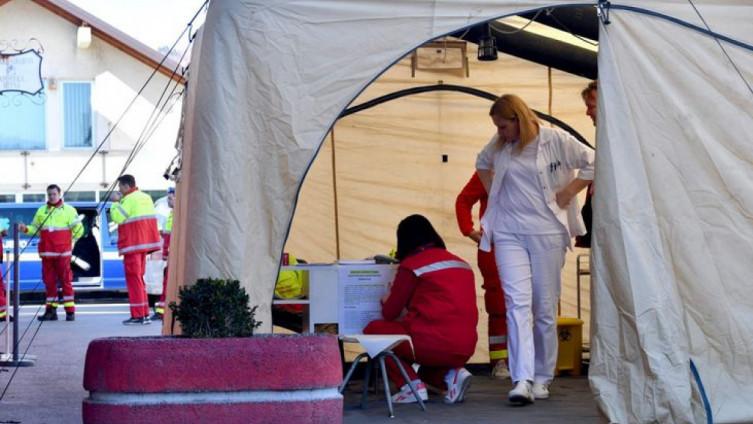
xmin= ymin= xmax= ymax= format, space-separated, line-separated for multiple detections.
xmin=82 ymin=334 xmax=342 ymax=424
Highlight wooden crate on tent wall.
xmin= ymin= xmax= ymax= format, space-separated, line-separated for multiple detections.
xmin=285 ymin=42 xmax=595 ymax=363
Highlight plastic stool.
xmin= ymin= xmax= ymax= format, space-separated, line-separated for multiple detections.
xmin=339 ymin=335 xmax=427 ymax=418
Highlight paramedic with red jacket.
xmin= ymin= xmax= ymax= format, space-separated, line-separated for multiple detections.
xmin=19 ymin=184 xmax=83 ymax=322
xmin=456 ymin=172 xmax=509 ymax=377
xmin=364 ymin=214 xmax=478 ymax=405
xmin=109 ymin=175 xmax=162 ymax=325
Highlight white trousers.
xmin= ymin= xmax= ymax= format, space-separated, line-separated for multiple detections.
xmin=492 ymin=231 xmax=567 ymax=384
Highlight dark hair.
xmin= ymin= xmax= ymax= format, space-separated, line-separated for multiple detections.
xmin=117 ymin=174 xmax=136 ymax=187
xmin=581 ymin=80 xmax=597 ymax=100
xmin=46 ymin=184 xmax=61 ymax=194
xmin=395 ymin=214 xmax=445 ymax=261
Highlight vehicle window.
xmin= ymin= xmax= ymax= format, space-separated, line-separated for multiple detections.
xmin=0 ymin=207 xmax=39 ymax=239
xmin=105 ymin=208 xmax=118 ymax=245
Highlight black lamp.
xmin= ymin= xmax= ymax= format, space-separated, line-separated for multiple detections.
xmin=477 ymin=24 xmax=498 ymax=61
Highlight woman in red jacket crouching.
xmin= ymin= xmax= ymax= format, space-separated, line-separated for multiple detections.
xmin=364 ymin=214 xmax=478 ymax=405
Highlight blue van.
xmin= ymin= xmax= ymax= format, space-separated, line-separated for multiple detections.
xmin=0 ymin=202 xmax=165 ymax=294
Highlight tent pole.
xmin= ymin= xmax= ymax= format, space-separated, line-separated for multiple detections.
xmin=330 ymin=129 xmax=341 ymax=260
xmin=547 ymin=66 xmax=553 ymax=125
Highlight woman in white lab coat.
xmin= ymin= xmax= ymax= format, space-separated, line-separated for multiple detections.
xmin=475 ymin=94 xmax=594 ymax=405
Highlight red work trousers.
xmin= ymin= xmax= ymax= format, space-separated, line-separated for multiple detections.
xmin=42 ymin=256 xmax=75 ymax=313
xmin=479 ymin=248 xmax=507 ymax=366
xmin=363 ymin=320 xmax=470 ymax=389
xmin=123 ymin=253 xmax=149 ymax=318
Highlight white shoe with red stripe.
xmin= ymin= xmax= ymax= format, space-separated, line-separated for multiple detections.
xmin=444 ymin=367 xmax=472 ymax=404
xmin=391 ymin=381 xmax=428 ymax=404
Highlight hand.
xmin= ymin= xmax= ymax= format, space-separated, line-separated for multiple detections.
xmin=110 ymin=192 xmax=122 ymax=202
xmin=556 ymin=188 xmax=575 ymax=209
xmin=468 ymin=230 xmax=482 ymax=244
xmin=18 ymin=223 xmax=27 ymax=233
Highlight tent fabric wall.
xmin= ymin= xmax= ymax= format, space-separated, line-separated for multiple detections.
xmin=173 ymin=1 xmax=753 ymax=422
xmin=592 ymin=6 xmax=753 ymax=423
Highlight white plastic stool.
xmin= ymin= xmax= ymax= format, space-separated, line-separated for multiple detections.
xmin=339 ymin=334 xmax=427 ymax=418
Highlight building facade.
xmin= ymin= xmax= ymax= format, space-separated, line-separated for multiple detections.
xmin=0 ymin=0 xmax=184 ymax=202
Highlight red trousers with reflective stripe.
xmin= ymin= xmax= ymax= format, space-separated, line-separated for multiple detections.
xmin=479 ymin=249 xmax=507 ymax=366
xmin=363 ymin=320 xmax=470 ymax=389
xmin=42 ymin=256 xmax=74 ymax=313
xmin=123 ymin=253 xmax=149 ymax=318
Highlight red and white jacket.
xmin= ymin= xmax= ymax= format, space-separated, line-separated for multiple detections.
xmin=382 ymin=247 xmax=478 ymax=357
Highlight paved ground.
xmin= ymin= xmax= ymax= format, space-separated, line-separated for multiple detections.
xmin=0 ymin=304 xmax=602 ymax=423
xmin=0 ymin=303 xmax=159 ymax=424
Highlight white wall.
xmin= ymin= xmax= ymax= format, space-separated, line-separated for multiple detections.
xmin=0 ymin=0 xmax=182 ymax=197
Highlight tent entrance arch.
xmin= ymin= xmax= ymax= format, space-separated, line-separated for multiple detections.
xmin=175 ymin=2 xmax=753 ymax=422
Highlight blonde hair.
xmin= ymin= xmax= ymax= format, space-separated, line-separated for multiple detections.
xmin=489 ymin=94 xmax=540 ymax=153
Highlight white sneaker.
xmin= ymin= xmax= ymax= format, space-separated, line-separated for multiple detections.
xmin=391 ymin=381 xmax=428 ymax=404
xmin=443 ymin=368 xmax=472 ymax=404
xmin=508 ymin=380 xmax=534 ymax=405
xmin=532 ymin=382 xmax=550 ymax=399
xmin=491 ymin=361 xmax=510 ymax=379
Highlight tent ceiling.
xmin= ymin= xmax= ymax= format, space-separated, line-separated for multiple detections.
xmin=452 ymin=5 xmax=598 ymax=79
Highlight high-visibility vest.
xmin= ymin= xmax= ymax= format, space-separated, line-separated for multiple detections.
xmin=25 ymin=203 xmax=83 ymax=258
xmin=162 ymin=211 xmax=173 ymax=257
xmin=274 ymin=253 xmax=307 ymax=299
xmin=109 ymin=190 xmax=161 ymax=255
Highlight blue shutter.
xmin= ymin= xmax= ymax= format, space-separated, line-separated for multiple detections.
xmin=63 ymin=82 xmax=92 ymax=148
xmin=0 ymin=94 xmax=46 ymax=150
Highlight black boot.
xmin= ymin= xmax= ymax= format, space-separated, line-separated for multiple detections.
xmin=66 ymin=312 xmax=75 ymax=321
xmin=38 ymin=307 xmax=58 ymax=321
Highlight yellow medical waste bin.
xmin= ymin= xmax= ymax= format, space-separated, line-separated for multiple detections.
xmin=556 ymin=317 xmax=583 ymax=376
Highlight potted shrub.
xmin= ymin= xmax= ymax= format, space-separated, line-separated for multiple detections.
xmin=82 ymin=278 xmax=343 ymax=424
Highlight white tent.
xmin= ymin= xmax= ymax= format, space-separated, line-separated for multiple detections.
xmin=169 ymin=1 xmax=753 ymax=422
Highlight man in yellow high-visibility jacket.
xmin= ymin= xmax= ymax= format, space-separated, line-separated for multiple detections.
xmin=19 ymin=184 xmax=83 ymax=321
xmin=109 ymin=175 xmax=161 ymax=325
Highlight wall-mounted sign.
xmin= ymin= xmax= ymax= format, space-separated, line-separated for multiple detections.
xmin=0 ymin=49 xmax=44 ymax=96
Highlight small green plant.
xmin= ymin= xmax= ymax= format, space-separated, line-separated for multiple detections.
xmin=169 ymin=278 xmax=262 ymax=338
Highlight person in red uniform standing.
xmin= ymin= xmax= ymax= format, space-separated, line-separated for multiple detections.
xmin=0 ymin=228 xmax=11 ymax=322
xmin=109 ymin=175 xmax=162 ymax=325
xmin=152 ymin=187 xmax=175 ymax=320
xmin=364 ymin=214 xmax=478 ymax=405
xmin=20 ymin=185 xmax=83 ymax=322
xmin=455 ymin=172 xmax=509 ymax=378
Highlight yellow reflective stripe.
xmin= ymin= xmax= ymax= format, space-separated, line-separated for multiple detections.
xmin=63 ymin=301 xmax=75 ymax=307
xmin=155 ymin=306 xmax=164 ymax=314
xmin=490 ymin=349 xmax=508 ymax=360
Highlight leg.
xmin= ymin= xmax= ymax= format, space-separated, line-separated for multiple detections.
xmin=479 ymin=249 xmax=507 ymax=368
xmin=41 ymin=258 xmax=59 ymax=310
xmin=493 ymin=232 xmax=534 ymax=384
xmin=124 ymin=254 xmax=147 ymax=319
xmin=378 ymin=355 xmax=395 ymax=418
xmin=339 ymin=352 xmax=368 ymax=393
xmin=136 ymin=253 xmax=149 ymax=317
xmin=363 ymin=320 xmax=418 ymax=386
xmin=57 ymin=256 xmax=75 ymax=314
xmin=388 ymin=352 xmax=427 ymax=411
xmin=155 ymin=265 xmax=168 ymax=315
xmin=528 ymin=234 xmax=567 ymax=385
xmin=361 ymin=357 xmax=373 ymax=409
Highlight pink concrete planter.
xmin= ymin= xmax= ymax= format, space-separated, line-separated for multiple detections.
xmin=82 ymin=335 xmax=342 ymax=424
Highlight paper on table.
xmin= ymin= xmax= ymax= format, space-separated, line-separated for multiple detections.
xmin=337 ymin=264 xmax=396 ymax=334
